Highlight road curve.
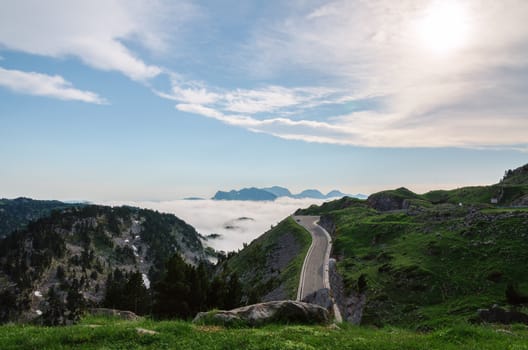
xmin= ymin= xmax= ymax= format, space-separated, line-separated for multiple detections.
xmin=294 ymin=215 xmax=342 ymax=322
xmin=294 ymin=216 xmax=329 ymax=300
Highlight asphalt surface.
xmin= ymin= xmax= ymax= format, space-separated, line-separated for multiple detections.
xmin=294 ymin=215 xmax=330 ymax=300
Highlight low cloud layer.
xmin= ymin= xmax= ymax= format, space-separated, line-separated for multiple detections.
xmin=102 ymin=198 xmax=325 ymax=252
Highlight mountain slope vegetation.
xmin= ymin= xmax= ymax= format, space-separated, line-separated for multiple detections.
xmin=224 ymin=217 xmax=311 ymax=303
xmin=0 ymin=197 xmax=78 ymax=239
xmin=296 ymin=163 xmax=528 ymax=328
xmin=0 ymin=204 xmax=208 ymax=323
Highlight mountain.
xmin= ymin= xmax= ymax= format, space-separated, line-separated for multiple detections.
xmin=212 ymin=187 xmax=277 ymax=201
xmin=212 ymin=186 xmax=365 ymax=201
xmin=292 ymin=163 xmax=528 ymax=328
xmin=327 ymin=190 xmax=368 ymax=200
xmin=325 ymin=190 xmax=348 ymax=198
xmin=293 ymin=189 xmax=326 ymax=199
xmin=262 ymin=186 xmax=292 ymax=198
xmin=0 ymin=204 xmax=207 ymax=323
xmin=0 ymin=197 xmax=79 ymax=239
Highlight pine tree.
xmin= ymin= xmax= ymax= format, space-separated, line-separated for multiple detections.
xmin=42 ymin=286 xmax=67 ymax=326
xmin=153 ymin=254 xmax=192 ymax=318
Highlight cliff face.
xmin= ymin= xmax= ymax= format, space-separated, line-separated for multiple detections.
xmin=225 ymin=218 xmax=311 ymax=304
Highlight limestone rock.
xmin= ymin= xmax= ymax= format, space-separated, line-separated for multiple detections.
xmin=473 ymin=306 xmax=528 ymax=325
xmin=88 ymin=308 xmax=140 ymax=321
xmin=193 ymin=300 xmax=329 ymax=327
xmin=367 ymin=191 xmax=410 ymax=211
xmin=302 ymin=288 xmax=333 ymax=311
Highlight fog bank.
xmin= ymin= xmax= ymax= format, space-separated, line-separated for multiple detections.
xmin=101 ymin=198 xmax=325 ymax=252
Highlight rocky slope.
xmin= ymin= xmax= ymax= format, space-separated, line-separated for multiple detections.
xmin=223 ymin=217 xmax=311 ymax=303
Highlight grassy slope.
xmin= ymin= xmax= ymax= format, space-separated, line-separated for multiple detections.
xmin=0 ymin=316 xmax=527 ymax=350
xmin=296 ymin=180 xmax=528 ymax=329
xmin=226 ymin=217 xmax=311 ymax=301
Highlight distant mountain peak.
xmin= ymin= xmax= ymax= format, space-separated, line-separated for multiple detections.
xmin=212 ymin=188 xmax=277 ymax=201
xmin=211 ymin=186 xmax=366 ymax=201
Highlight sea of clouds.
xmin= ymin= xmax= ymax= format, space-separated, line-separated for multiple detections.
xmin=101 ymin=198 xmax=325 ymax=252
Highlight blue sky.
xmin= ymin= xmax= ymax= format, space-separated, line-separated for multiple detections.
xmin=0 ymin=0 xmax=527 ymax=201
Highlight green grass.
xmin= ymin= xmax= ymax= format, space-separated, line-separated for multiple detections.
xmin=304 ymin=194 xmax=528 ymax=329
xmin=1 ymin=316 xmax=527 ymax=349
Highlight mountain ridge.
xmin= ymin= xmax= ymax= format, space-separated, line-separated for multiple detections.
xmin=212 ymin=186 xmax=367 ymax=201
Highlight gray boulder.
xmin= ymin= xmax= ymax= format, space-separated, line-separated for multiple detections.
xmin=302 ymin=288 xmax=333 ymax=311
xmin=473 ymin=306 xmax=528 ymax=325
xmin=88 ymin=308 xmax=140 ymax=321
xmin=193 ymin=300 xmax=329 ymax=327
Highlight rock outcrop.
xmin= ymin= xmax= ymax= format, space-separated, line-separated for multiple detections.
xmin=88 ymin=308 xmax=140 ymax=321
xmin=328 ymin=258 xmax=367 ymax=324
xmin=367 ymin=194 xmax=409 ymax=211
xmin=193 ymin=300 xmax=329 ymax=327
xmin=302 ymin=288 xmax=333 ymax=311
xmin=318 ymin=215 xmax=336 ymax=236
xmin=472 ymin=306 xmax=528 ymax=325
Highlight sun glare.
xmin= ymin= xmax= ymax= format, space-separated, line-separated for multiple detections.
xmin=416 ymin=1 xmax=470 ymax=54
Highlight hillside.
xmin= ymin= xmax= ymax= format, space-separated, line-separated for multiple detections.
xmin=224 ymin=217 xmax=311 ymax=303
xmin=0 ymin=204 xmax=207 ymax=323
xmin=0 ymin=197 xmax=78 ymax=239
xmin=295 ymin=163 xmax=528 ymax=328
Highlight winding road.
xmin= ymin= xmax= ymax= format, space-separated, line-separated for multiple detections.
xmin=294 ymin=215 xmax=342 ymax=322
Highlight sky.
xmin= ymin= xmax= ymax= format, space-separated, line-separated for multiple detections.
xmin=1 ymin=0 xmax=527 ymax=201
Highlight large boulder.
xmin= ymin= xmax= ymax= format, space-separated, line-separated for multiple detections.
xmin=193 ymin=300 xmax=329 ymax=327
xmin=88 ymin=308 xmax=140 ymax=321
xmin=472 ymin=306 xmax=528 ymax=325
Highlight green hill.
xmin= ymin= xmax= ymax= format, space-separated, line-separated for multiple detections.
xmin=224 ymin=217 xmax=311 ymax=303
xmin=296 ymin=163 xmax=528 ymax=329
xmin=501 ymin=164 xmax=528 ymax=185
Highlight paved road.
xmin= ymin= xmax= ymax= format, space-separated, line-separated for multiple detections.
xmin=294 ymin=215 xmax=331 ymax=300
xmin=294 ymin=215 xmax=343 ymax=322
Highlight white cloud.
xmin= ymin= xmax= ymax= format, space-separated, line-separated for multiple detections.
xmin=208 ymin=0 xmax=528 ymax=149
xmin=153 ymin=0 xmax=528 ymax=149
xmin=160 ymin=79 xmax=346 ymax=116
xmin=0 ymin=0 xmax=196 ymax=81
xmin=0 ymin=67 xmax=106 ymax=104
